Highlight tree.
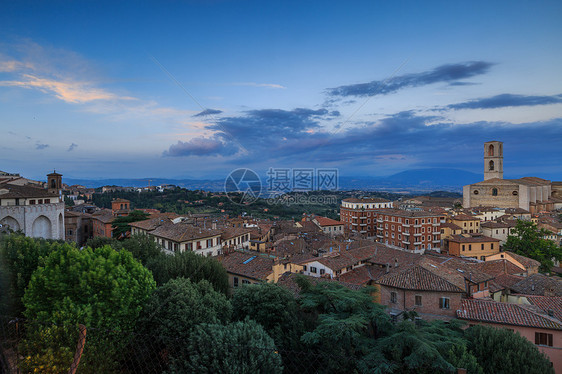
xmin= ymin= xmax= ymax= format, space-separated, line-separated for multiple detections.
xmin=21 ymin=244 xmax=156 ymax=373
xmin=121 ymin=234 xmax=162 ymax=265
xmin=361 ymin=320 xmax=482 ymax=374
xmin=232 ymin=282 xmax=304 ymax=351
xmin=168 ymin=320 xmax=283 ymax=374
xmin=0 ymin=234 xmax=73 ymax=316
xmin=136 ymin=278 xmax=232 ymax=371
xmin=145 ymin=249 xmax=229 ymax=294
xmin=23 ymin=245 xmax=155 ymax=329
xmin=504 ymin=220 xmax=562 ymax=272
xmin=111 ymin=210 xmax=149 ymax=240
xmin=465 ymin=325 xmax=554 ymax=374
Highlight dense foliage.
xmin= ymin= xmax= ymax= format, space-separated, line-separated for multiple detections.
xmin=504 ymin=220 xmax=562 ymax=272
xmin=111 ymin=210 xmax=149 ymax=239
xmin=466 ymin=325 xmax=554 ymax=374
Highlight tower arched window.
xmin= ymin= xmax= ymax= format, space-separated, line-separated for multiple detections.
xmin=492 ymin=188 xmax=498 ymax=196
xmin=489 ymin=160 xmax=494 ymax=171
xmin=50 ymin=179 xmax=56 ymax=189
xmin=489 ymin=144 xmax=494 ymax=156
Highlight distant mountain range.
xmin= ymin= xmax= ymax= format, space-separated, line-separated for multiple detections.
xmin=64 ymin=168 xmax=481 ymax=193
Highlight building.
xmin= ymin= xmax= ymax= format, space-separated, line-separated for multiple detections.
xmin=457 ymin=298 xmax=562 ymax=372
xmin=0 ymin=172 xmax=65 ymax=240
xmin=340 ymin=197 xmax=393 ymax=237
xmin=373 ymin=209 xmax=442 ymax=252
xmin=299 ymin=246 xmax=377 ymax=278
xmin=148 ymin=222 xmax=223 ymax=256
xmin=64 ymin=210 xmax=92 ymax=246
xmin=463 ymin=141 xmax=562 ymax=213
xmin=448 ymin=214 xmax=481 ymax=234
xmin=485 ymin=251 xmax=541 ymax=275
xmin=445 ymin=234 xmax=500 ymax=260
xmin=312 ymin=216 xmax=345 ymax=236
xmin=480 ymin=221 xmax=517 ymax=245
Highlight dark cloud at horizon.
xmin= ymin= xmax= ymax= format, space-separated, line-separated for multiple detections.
xmin=327 ymin=61 xmax=494 ymax=97
xmin=67 ymin=143 xmax=78 ymax=152
xmin=163 ymin=137 xmax=238 ymax=157
xmin=193 ymin=108 xmax=223 ymax=117
xmin=447 ymin=93 xmax=562 ymax=110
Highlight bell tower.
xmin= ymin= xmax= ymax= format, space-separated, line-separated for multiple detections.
xmin=484 ymin=141 xmax=503 ymax=180
xmin=47 ymin=170 xmax=63 ymax=195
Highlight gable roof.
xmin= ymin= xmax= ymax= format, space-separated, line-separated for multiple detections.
xmin=376 ymin=264 xmax=465 ymax=293
xmin=511 ymin=274 xmax=562 ymax=296
xmin=219 ymin=251 xmax=274 ymax=281
xmin=314 ymin=216 xmax=343 ymax=226
xmin=457 ymin=299 xmax=562 ymax=330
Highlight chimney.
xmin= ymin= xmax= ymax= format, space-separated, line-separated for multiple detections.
xmin=394 ymin=258 xmax=399 ymax=268
xmin=212 ymin=221 xmax=217 ymax=230
xmin=386 ymin=263 xmax=390 ymax=274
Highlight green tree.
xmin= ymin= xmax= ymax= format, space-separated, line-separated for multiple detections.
xmin=136 ymin=278 xmax=232 ymax=370
xmin=296 ymin=276 xmax=392 ymax=373
xmin=21 ymin=244 xmax=155 ymax=373
xmin=504 ymin=220 xmax=562 ymax=272
xmin=121 ymin=234 xmax=162 ymax=265
xmin=111 ymin=210 xmax=149 ymax=240
xmin=169 ymin=320 xmax=283 ymax=374
xmin=0 ymin=234 xmax=72 ymax=316
xmin=465 ymin=325 xmax=554 ymax=374
xmin=232 ymin=282 xmax=304 ymax=351
xmin=361 ymin=320 xmax=482 ymax=374
xmin=145 ymin=250 xmax=229 ymax=294
xmin=23 ymin=245 xmax=155 ymax=329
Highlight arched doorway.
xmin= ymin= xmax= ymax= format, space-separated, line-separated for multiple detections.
xmin=0 ymin=216 xmax=21 ymax=231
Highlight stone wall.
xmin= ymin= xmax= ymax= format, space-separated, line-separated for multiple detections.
xmin=0 ymin=202 xmax=65 ymax=240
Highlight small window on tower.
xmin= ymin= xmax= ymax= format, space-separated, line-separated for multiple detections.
xmin=489 ymin=160 xmax=494 ymax=171
xmin=492 ymin=188 xmax=498 ymax=196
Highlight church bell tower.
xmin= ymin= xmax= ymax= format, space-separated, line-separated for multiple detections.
xmin=47 ymin=170 xmax=63 ymax=195
xmin=484 ymin=141 xmax=503 ymax=180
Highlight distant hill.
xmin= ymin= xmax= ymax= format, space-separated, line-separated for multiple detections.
xmin=64 ymin=168 xmax=481 ymax=193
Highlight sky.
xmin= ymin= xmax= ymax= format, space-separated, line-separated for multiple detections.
xmin=1 ymin=0 xmax=561 ymax=181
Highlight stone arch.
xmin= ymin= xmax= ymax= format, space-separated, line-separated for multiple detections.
xmin=489 ymin=160 xmax=494 ymax=171
xmin=0 ymin=216 xmax=21 ymax=231
xmin=489 ymin=144 xmax=494 ymax=156
xmin=32 ymin=215 xmax=52 ymax=239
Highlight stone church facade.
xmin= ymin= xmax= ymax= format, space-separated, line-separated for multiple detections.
xmin=463 ymin=141 xmax=562 ymax=213
xmin=0 ymin=171 xmax=65 ymax=240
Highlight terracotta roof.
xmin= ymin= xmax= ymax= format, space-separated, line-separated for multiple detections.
xmin=471 ymin=259 xmax=525 ymax=277
xmin=376 ymin=263 xmax=465 ymax=293
xmin=481 ymin=221 xmax=511 ymax=229
xmin=338 ymin=265 xmax=386 ymax=286
xmin=525 ymin=295 xmax=562 ymax=321
xmin=451 ymin=214 xmax=479 ymax=221
xmin=221 ymin=227 xmax=253 ymax=240
xmin=91 ymin=209 xmax=115 ymax=224
xmin=150 ymin=222 xmax=222 ymax=242
xmin=219 ymin=251 xmax=274 ymax=281
xmin=501 ymin=251 xmax=541 ymax=269
xmin=488 ymin=274 xmax=524 ymax=293
xmin=314 ymin=216 xmax=343 ymax=226
xmin=0 ymin=182 xmax=58 ymax=199
xmin=372 ymin=208 xmax=442 ymax=218
xmin=511 ymin=274 xmax=562 ymax=296
xmin=457 ymin=299 xmax=562 ymax=330
xmin=441 ymin=222 xmax=462 ymax=230
xmin=129 ymin=217 xmax=172 ymax=231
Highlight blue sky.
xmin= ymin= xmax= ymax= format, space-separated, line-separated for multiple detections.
xmin=1 ymin=0 xmax=561 ymax=181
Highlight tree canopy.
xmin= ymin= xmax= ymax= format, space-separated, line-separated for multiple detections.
xmin=504 ymin=220 xmax=562 ymax=272
xmin=111 ymin=210 xmax=149 ymax=240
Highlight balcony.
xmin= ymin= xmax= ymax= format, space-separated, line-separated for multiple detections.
xmin=433 ymin=239 xmax=440 ymax=243
xmin=377 ymin=218 xmax=383 ymax=223
xmin=402 ymin=223 xmax=410 ymax=227
xmin=351 ymin=222 xmax=358 ymax=226
xmin=360 ymin=230 xmax=367 ymax=234
xmin=402 ymin=240 xmax=410 ymax=244
xmin=413 ymin=241 xmax=422 ymax=245
xmin=432 ymin=223 xmax=440 ymax=227
xmin=360 ymin=223 xmax=367 ymax=226
xmin=433 ymin=231 xmax=440 ymax=235
xmin=413 ymin=224 xmax=422 ymax=228
xmin=376 ymin=234 xmax=384 ymax=238
xmin=414 ymin=232 xmax=422 ymax=236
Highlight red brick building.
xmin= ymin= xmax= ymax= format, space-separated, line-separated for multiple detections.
xmin=340 ymin=197 xmax=392 ymax=237
xmin=373 ymin=209 xmax=442 ymax=252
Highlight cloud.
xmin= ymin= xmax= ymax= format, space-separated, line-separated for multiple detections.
xmin=35 ymin=143 xmax=49 ymax=150
xmin=67 ymin=143 xmax=78 ymax=152
xmin=193 ymin=108 xmax=223 ymax=117
xmin=447 ymin=93 xmax=562 ymax=110
xmin=327 ymin=61 xmax=494 ymax=97
xmin=163 ymin=137 xmax=238 ymax=157
xmin=231 ymin=82 xmax=286 ymax=89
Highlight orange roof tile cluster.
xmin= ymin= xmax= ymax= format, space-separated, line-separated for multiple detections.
xmin=457 ymin=299 xmax=562 ymax=330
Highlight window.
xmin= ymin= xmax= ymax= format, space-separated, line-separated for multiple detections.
xmin=187 ymin=243 xmax=193 ymax=251
xmin=310 ymin=267 xmax=317 ymax=274
xmin=390 ymin=313 xmax=398 ymax=323
xmin=29 ymin=199 xmax=35 ymax=205
xmin=233 ymin=277 xmax=239 ymax=287
xmin=439 ymin=297 xmax=450 ymax=309
xmin=491 ymin=243 xmax=494 ymax=249
xmin=513 ymin=191 xmax=518 ymax=196
xmin=390 ymin=292 xmax=397 ymax=303
xmin=489 ymin=160 xmax=494 ymax=171
xmin=492 ymin=188 xmax=498 ymax=196
xmin=481 ymin=244 xmax=484 ymax=250
xmin=242 ymin=279 xmax=251 ymax=285
xmin=320 ymin=269 xmax=325 ymax=275
xmin=415 ymin=295 xmax=422 ymax=306
xmin=468 ymin=244 xmax=472 ymax=251
xmin=462 ymin=245 xmax=465 ymax=251
xmin=303 ymin=265 xmax=307 ymax=271
xmin=44 ymin=199 xmax=50 ymax=204
xmin=535 ymin=332 xmax=553 ymax=347
xmin=473 ymin=190 xmax=479 ymax=195
xmin=207 ymin=239 xmax=213 ymax=247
